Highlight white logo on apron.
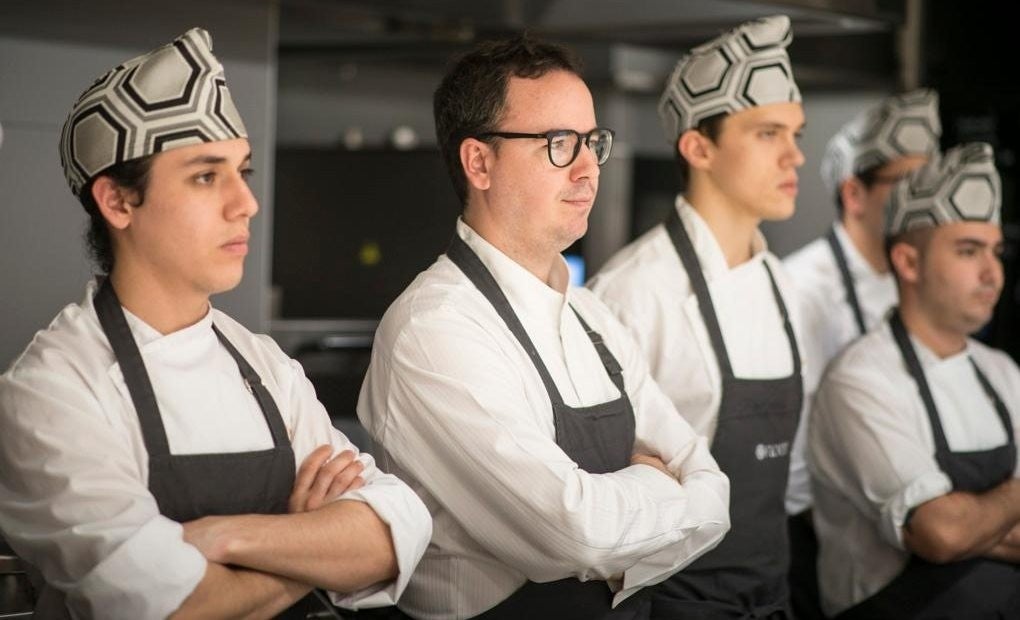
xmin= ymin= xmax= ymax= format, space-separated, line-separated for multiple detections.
xmin=755 ymin=441 xmax=790 ymax=461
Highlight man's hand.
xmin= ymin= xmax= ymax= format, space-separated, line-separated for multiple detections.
xmin=289 ymin=445 xmax=366 ymax=513
xmin=631 ymin=453 xmax=675 ymax=479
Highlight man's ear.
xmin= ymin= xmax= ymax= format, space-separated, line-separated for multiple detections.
xmin=678 ymin=130 xmax=714 ymax=173
xmin=460 ymin=138 xmax=493 ymax=192
xmin=889 ymin=241 xmax=920 ymax=285
xmin=90 ymin=176 xmax=134 ymax=231
xmin=840 ymin=177 xmax=869 ymax=219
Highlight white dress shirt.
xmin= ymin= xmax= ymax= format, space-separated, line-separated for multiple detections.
xmin=809 ymin=321 xmax=1020 ymax=617
xmin=0 ymin=280 xmax=432 ymax=620
xmin=357 ymin=219 xmax=730 ymax=620
xmin=588 ymin=197 xmax=805 ymax=443
xmin=783 ymin=223 xmax=898 ymax=513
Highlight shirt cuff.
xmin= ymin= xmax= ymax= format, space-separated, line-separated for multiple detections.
xmin=612 ymin=465 xmax=729 ymax=604
xmin=328 ymin=473 xmax=432 ymax=609
xmin=68 ymin=516 xmax=206 ymax=620
xmin=880 ymin=470 xmax=953 ymax=550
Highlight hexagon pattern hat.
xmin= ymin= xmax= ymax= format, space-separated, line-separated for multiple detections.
xmin=658 ymin=15 xmax=800 ymax=146
xmin=885 ymin=142 xmax=1000 ymax=237
xmin=821 ymin=89 xmax=941 ymax=195
xmin=59 ymin=27 xmax=247 ymax=197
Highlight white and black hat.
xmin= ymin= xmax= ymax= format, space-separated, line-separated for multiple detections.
xmin=658 ymin=15 xmax=801 ymax=146
xmin=59 ymin=27 xmax=247 ymax=197
xmin=885 ymin=142 xmax=1000 ymax=237
xmin=821 ymin=89 xmax=940 ymax=195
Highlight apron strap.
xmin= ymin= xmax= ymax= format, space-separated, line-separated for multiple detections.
xmin=889 ymin=310 xmax=952 ymax=454
xmin=447 ymin=235 xmax=567 ymax=406
xmin=212 ymin=325 xmax=291 ymax=447
xmin=665 ymin=207 xmax=801 ymax=379
xmin=826 ymin=226 xmax=867 ymax=336
xmin=446 ymin=234 xmax=627 ymax=407
xmin=569 ymin=306 xmax=626 ymax=395
xmin=94 ymin=277 xmax=290 ymax=455
xmin=94 ymin=277 xmax=172 ymax=457
xmin=969 ymin=359 xmax=1015 ymax=446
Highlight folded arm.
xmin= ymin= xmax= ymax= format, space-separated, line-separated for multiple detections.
xmin=903 ymin=477 xmax=1020 ymax=564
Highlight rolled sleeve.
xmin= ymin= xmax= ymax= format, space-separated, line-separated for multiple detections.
xmin=0 ymin=368 xmax=207 ymax=620
xmin=328 ymin=471 xmax=432 ymax=608
xmin=878 ymin=471 xmax=953 ymax=550
xmin=70 ymin=516 xmax=206 ymax=619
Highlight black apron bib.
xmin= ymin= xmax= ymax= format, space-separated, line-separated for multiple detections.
xmin=653 ymin=210 xmax=803 ymax=620
xmin=446 ymin=236 xmax=650 ymax=620
xmin=835 ymin=310 xmax=1020 ymax=620
xmin=826 ymin=226 xmax=867 ymax=337
xmin=89 ymin=278 xmax=336 ymax=620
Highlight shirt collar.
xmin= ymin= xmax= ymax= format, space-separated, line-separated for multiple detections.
xmin=455 ymin=218 xmax=570 ymax=327
xmin=675 ymin=195 xmax=768 ymax=282
xmin=832 ymin=221 xmax=886 ymax=282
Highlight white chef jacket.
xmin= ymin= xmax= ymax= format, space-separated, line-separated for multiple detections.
xmin=588 ymin=197 xmax=805 ymax=443
xmin=357 ymin=219 xmax=730 ymax=620
xmin=783 ymin=222 xmax=898 ymax=514
xmin=808 ymin=321 xmax=1020 ymax=617
xmin=0 ymin=280 xmax=432 ymax=620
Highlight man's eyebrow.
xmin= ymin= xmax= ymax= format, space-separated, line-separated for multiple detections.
xmin=182 ymin=152 xmax=252 ymax=166
xmin=954 ymin=237 xmax=990 ymax=247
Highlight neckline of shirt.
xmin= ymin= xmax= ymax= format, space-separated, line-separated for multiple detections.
xmin=674 ymin=195 xmax=769 ymax=283
xmin=455 ymin=218 xmax=572 ymax=330
xmin=85 ymin=278 xmax=216 ymax=352
xmin=832 ymin=221 xmax=893 ymax=284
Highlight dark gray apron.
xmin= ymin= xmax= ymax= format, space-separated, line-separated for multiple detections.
xmin=87 ymin=277 xmax=337 ymax=619
xmin=446 ymin=236 xmax=651 ymax=620
xmin=835 ymin=310 xmax=1020 ymax=620
xmin=653 ymin=210 xmax=803 ymax=620
xmin=826 ymin=226 xmax=867 ymax=336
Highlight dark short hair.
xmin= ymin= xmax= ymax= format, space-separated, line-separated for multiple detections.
xmin=675 ymin=113 xmax=727 ymax=190
xmin=885 ymin=226 xmax=934 ymax=288
xmin=433 ymin=34 xmax=583 ymax=206
xmin=834 ymin=163 xmax=887 ymax=217
xmin=77 ymin=156 xmax=155 ymax=274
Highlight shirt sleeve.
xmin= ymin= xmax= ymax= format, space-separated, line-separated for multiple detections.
xmin=278 ymin=354 xmax=432 ymax=609
xmin=600 ymin=305 xmax=731 ymax=603
xmin=361 ymin=304 xmax=728 ymax=599
xmin=808 ymin=370 xmax=952 ymax=550
xmin=0 ymin=365 xmax=206 ymax=620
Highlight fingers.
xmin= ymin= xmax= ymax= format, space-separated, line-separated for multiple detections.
xmin=630 ymin=452 xmax=672 ymax=477
xmin=290 ymin=446 xmax=366 ymax=513
xmin=306 ymin=450 xmax=362 ymax=512
xmin=289 ymin=444 xmax=333 ymax=513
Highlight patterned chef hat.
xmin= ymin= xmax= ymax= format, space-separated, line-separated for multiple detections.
xmin=885 ymin=142 xmax=1000 ymax=237
xmin=658 ymin=15 xmax=800 ymax=146
xmin=821 ymin=89 xmax=940 ymax=195
xmin=59 ymin=27 xmax=247 ymax=197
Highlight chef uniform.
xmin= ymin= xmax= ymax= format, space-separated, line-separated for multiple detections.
xmin=809 ymin=143 xmax=1020 ymax=618
xmin=358 ymin=220 xmax=731 ymax=620
xmin=590 ymin=16 xmax=804 ymax=619
xmin=781 ymin=90 xmax=941 ymax=619
xmin=784 ymin=89 xmax=942 ymax=516
xmin=0 ymin=28 xmax=430 ymax=620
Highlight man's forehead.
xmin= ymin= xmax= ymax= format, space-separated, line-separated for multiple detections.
xmin=500 ymin=71 xmax=595 ymax=129
xmin=935 ymin=220 xmax=1002 ymax=244
xmin=727 ymin=101 xmax=804 ymax=128
xmin=155 ymin=138 xmax=252 ymax=166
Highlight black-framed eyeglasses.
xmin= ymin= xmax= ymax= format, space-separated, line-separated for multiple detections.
xmin=473 ymin=128 xmax=615 ymax=168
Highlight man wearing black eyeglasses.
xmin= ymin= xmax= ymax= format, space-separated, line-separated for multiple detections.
xmin=357 ymin=34 xmax=731 ymax=620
